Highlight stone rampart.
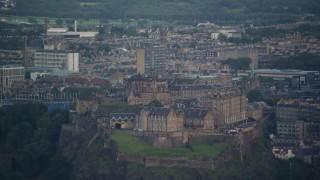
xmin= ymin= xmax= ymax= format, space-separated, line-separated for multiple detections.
xmin=115 ymin=145 xmax=236 ymax=171
xmin=110 ymin=114 xmax=273 ymax=170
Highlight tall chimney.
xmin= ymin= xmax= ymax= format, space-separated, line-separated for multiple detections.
xmin=74 ymin=19 xmax=77 ymax=32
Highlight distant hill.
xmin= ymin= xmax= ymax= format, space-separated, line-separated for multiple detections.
xmin=8 ymin=0 xmax=320 ymax=24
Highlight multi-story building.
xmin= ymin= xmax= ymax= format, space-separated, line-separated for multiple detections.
xmin=124 ymin=73 xmax=170 ymax=105
xmin=137 ymin=107 xmax=184 ymax=132
xmin=34 ymin=50 xmax=79 ymax=73
xmin=206 ymin=94 xmax=247 ymax=130
xmin=0 ymin=65 xmax=24 ymax=94
xmin=169 ymin=84 xmax=215 ymax=99
xmin=136 ymin=49 xmax=145 ymax=74
xmin=137 ymin=41 xmax=167 ymax=75
xmin=170 ymin=74 xmax=233 ymax=86
xmin=238 ymin=69 xmax=320 ymax=90
xmin=276 ymin=99 xmax=320 ymax=141
xmin=184 ymin=108 xmax=214 ymax=130
xmin=169 ymin=83 xmax=247 ymax=130
xmin=276 ymin=99 xmax=320 ymax=122
xmin=152 ymin=45 xmax=167 ymax=75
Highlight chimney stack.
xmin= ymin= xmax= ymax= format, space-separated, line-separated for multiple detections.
xmin=74 ymin=19 xmax=77 ymax=32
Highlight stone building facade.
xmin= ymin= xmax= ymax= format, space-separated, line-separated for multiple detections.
xmin=184 ymin=109 xmax=214 ymax=130
xmin=76 ymin=93 xmax=99 ymax=115
xmin=110 ymin=113 xmax=137 ymax=129
xmin=0 ymin=65 xmax=24 ymax=94
xmin=125 ymin=74 xmax=170 ymax=105
xmin=198 ymin=89 xmax=247 ymax=130
xmin=136 ymin=107 xmax=184 ymax=132
xmin=276 ymin=99 xmax=320 ymax=141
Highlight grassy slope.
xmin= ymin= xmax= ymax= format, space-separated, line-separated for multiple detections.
xmin=110 ymin=131 xmax=229 ymax=158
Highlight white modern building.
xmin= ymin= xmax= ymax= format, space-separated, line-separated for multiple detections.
xmin=34 ymin=50 xmax=79 ymax=73
xmin=46 ymin=20 xmax=98 ymax=39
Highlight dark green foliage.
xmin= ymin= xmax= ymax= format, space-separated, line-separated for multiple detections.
xmin=8 ymin=0 xmax=320 ymax=25
xmin=45 ymin=153 xmax=70 ymax=180
xmin=222 ymin=57 xmax=251 ymax=71
xmin=147 ymin=99 xmax=163 ymax=107
xmin=97 ymin=43 xmax=111 ymax=52
xmin=56 ymin=18 xmax=63 ymax=25
xmin=0 ymin=102 xmax=70 ymax=179
xmin=269 ymin=53 xmax=320 ymax=71
xmin=262 ymin=116 xmax=277 ymax=137
xmin=0 ymin=21 xmax=45 ymax=37
xmin=0 ymin=37 xmax=24 ymax=50
xmin=247 ymin=89 xmax=265 ymax=103
xmin=28 ymin=18 xmax=37 ymax=24
xmin=110 ymin=26 xmax=126 ymax=37
xmin=6 ymin=122 xmax=34 ymax=150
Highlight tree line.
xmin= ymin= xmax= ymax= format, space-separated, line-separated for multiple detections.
xmin=0 ymin=102 xmax=70 ymax=180
xmin=6 ymin=0 xmax=320 ymax=25
xmin=269 ymin=53 xmax=320 ymax=72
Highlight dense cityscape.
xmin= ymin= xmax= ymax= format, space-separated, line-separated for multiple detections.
xmin=1 ymin=0 xmax=320 ymax=179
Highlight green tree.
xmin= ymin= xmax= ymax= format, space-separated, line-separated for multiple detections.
xmin=16 ymin=149 xmax=42 ymax=177
xmin=126 ymin=27 xmax=137 ymax=37
xmin=218 ymin=33 xmax=228 ymax=42
xmin=110 ymin=26 xmax=125 ymax=37
xmin=56 ymin=18 xmax=63 ymax=25
xmin=45 ymin=153 xmax=70 ymax=180
xmin=148 ymin=99 xmax=163 ymax=107
xmin=51 ymin=86 xmax=60 ymax=95
xmin=222 ymin=57 xmax=251 ymax=71
xmin=6 ymin=122 xmax=34 ymax=150
xmin=97 ymin=43 xmax=111 ymax=52
xmin=44 ymin=18 xmax=50 ymax=24
xmin=28 ymin=18 xmax=37 ymax=24
xmin=247 ymin=89 xmax=265 ymax=103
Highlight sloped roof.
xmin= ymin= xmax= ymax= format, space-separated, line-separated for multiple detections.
xmin=78 ymin=92 xmax=94 ymax=101
xmin=184 ymin=108 xmax=209 ymax=119
xmin=110 ymin=113 xmax=136 ymax=121
xmin=65 ymin=77 xmax=88 ymax=85
xmin=90 ymin=78 xmax=109 ymax=86
xmin=148 ymin=107 xmax=170 ymax=117
xmin=169 ymin=84 xmax=214 ymax=91
xmin=172 ymin=78 xmax=195 ymax=85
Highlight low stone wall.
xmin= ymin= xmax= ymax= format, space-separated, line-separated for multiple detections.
xmin=145 ymin=156 xmax=214 ymax=170
xmin=188 ymin=133 xmax=236 ymax=144
xmin=115 ymin=145 xmax=236 ymax=171
xmin=117 ymin=153 xmax=145 ymax=165
xmin=110 ymin=114 xmax=274 ymax=170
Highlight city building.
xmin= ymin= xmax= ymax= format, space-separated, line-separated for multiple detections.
xmin=125 ymin=73 xmax=170 ymax=105
xmin=238 ymin=69 xmax=320 ymax=90
xmin=34 ymin=50 xmax=79 ymax=73
xmin=209 ymin=94 xmax=247 ymax=130
xmin=136 ymin=107 xmax=184 ymax=132
xmin=46 ymin=20 xmax=98 ymax=39
xmin=0 ymin=65 xmax=24 ymax=94
xmin=136 ymin=49 xmax=145 ymax=74
xmin=276 ymin=99 xmax=320 ymax=122
xmin=110 ymin=113 xmax=137 ymax=129
xmin=137 ymin=41 xmax=167 ymax=75
xmin=276 ymin=99 xmax=320 ymax=141
xmin=184 ymin=108 xmax=214 ymax=130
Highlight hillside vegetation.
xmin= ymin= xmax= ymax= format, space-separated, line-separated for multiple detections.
xmin=8 ymin=0 xmax=320 ymax=25
xmin=0 ymin=102 xmax=70 ymax=180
